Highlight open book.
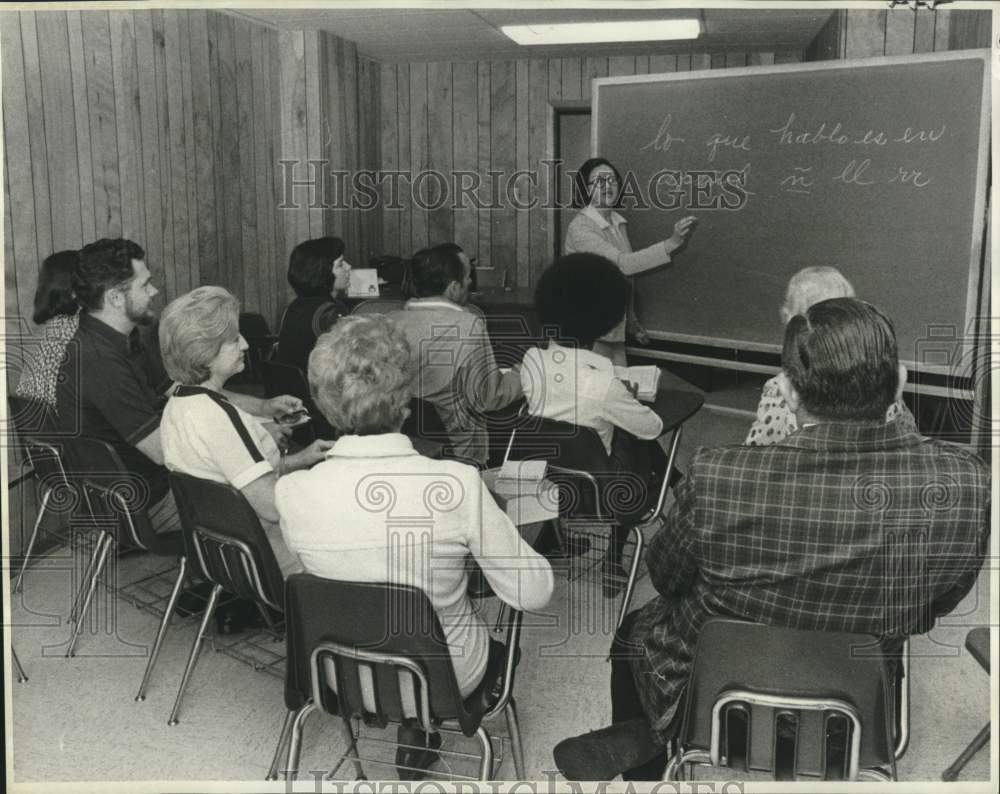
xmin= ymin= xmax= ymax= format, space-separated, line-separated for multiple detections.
xmin=614 ymin=365 xmax=661 ymax=402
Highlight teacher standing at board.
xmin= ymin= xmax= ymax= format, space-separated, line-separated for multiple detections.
xmin=565 ymin=157 xmax=696 ymax=365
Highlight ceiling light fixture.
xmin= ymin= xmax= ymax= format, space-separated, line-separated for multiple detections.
xmin=501 ymin=19 xmax=702 ymax=46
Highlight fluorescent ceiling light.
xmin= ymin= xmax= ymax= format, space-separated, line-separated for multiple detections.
xmin=502 ymin=19 xmax=702 ymax=46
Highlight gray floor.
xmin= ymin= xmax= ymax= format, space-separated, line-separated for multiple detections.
xmin=7 ymin=403 xmax=993 ymax=785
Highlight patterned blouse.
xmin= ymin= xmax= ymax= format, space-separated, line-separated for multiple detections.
xmin=746 ymin=373 xmax=918 ymax=445
xmin=15 ymin=313 xmax=80 ymax=409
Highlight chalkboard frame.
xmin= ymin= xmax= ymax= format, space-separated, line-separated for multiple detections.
xmin=591 ymin=49 xmax=991 ymax=379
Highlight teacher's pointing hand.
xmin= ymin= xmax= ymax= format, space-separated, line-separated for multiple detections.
xmin=664 ymin=215 xmax=697 ymax=254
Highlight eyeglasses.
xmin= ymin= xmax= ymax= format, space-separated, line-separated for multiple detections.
xmin=588 ymin=175 xmax=619 ymax=188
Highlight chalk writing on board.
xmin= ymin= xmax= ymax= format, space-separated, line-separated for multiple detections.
xmin=705 ymin=132 xmax=752 ymax=162
xmin=832 ymin=159 xmax=876 ymax=186
xmin=888 ymin=167 xmax=933 ymax=187
xmin=854 ymin=129 xmax=890 ymax=146
xmin=779 ymin=166 xmax=815 ymax=195
xmin=769 ymin=113 xmax=850 ymax=145
xmin=640 ymin=114 xmax=685 ymax=153
xmin=894 ymin=125 xmax=947 ymax=144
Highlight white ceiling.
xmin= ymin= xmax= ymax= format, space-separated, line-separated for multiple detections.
xmin=231 ymin=5 xmax=835 ymax=63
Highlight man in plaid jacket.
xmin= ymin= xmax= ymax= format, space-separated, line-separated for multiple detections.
xmin=554 ymin=297 xmax=990 ymax=780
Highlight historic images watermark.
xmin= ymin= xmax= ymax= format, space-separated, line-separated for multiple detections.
xmin=278 ymin=159 xmax=753 ymax=213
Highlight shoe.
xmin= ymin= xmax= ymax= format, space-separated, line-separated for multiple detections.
xmin=602 ymin=557 xmax=628 ymax=599
xmin=395 ymin=730 xmax=442 ymax=780
xmin=553 ymin=719 xmax=662 ymax=781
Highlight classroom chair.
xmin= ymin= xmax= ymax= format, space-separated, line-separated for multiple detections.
xmin=13 ymin=648 xmax=28 ymax=683
xmin=350 ymin=298 xmax=405 ymax=316
xmin=259 ymin=358 xmax=333 ymax=441
xmin=62 ymin=437 xmax=186 ymax=661
xmin=273 ymin=574 xmax=526 ymax=782
xmin=7 ymin=395 xmax=77 ymax=594
xmin=663 ymin=618 xmax=907 ymax=782
xmin=166 ymin=471 xmax=286 ymax=725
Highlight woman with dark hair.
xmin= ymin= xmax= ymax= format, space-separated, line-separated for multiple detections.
xmin=16 ymin=250 xmax=81 ymax=408
xmin=565 ymin=156 xmax=696 ymax=365
xmin=520 ymin=253 xmax=667 ymax=597
xmin=275 ymin=236 xmax=352 ymax=372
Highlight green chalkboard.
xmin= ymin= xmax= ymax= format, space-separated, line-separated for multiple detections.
xmin=593 ymin=51 xmax=989 ymax=369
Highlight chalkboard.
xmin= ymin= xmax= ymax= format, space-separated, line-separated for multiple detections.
xmin=593 ymin=51 xmax=989 ymax=370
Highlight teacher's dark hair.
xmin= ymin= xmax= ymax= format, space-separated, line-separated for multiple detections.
xmin=408 ymin=242 xmax=466 ymax=298
xmin=74 ymin=238 xmax=146 ymax=312
xmin=782 ymin=297 xmax=899 ymax=421
xmin=287 ymin=236 xmax=346 ymax=298
xmin=534 ymin=253 xmax=628 ymax=348
xmin=573 ymin=157 xmax=622 ymax=209
xmin=32 ymin=250 xmax=80 ymax=324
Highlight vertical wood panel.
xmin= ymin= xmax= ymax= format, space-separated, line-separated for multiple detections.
xmin=947 ymin=10 xmax=989 ymax=50
xmin=676 ymin=54 xmax=692 ymax=71
xmin=251 ymin=24 xmax=275 ymax=323
xmin=133 ymin=13 xmax=164 ymax=294
xmin=476 ymin=61 xmax=491 ymax=275
xmin=408 ymin=63 xmax=429 ymax=252
xmin=303 ymin=32 xmax=324 ymax=240
xmin=452 ymin=60 xmax=477 ymax=256
xmin=178 ymin=12 xmax=199 ymax=291
xmin=885 ymin=10 xmax=916 ymax=55
xmin=725 ymin=52 xmax=748 ymax=68
xmin=649 ymin=54 xmax=677 ymax=74
xmin=845 ymin=9 xmax=887 ymax=57
xmin=561 ymin=57 xmax=582 ymax=100
xmin=514 ymin=59 xmax=530 ymax=286
xmin=20 ymin=12 xmax=53 ymax=256
xmin=548 ymin=59 xmax=563 ymax=102
xmin=634 ymin=56 xmax=649 ymax=75
xmin=711 ymin=53 xmax=726 ymax=69
xmin=207 ymin=12 xmax=228 ymax=290
xmin=608 ymin=56 xmax=635 ymax=76
xmin=396 ymin=64 xmax=412 ymax=257
xmin=269 ymin=31 xmax=287 ymax=314
xmin=527 ymin=58 xmax=549 ymax=282
xmin=278 ymin=30 xmax=309 ymax=291
xmin=188 ymin=10 xmax=217 ymax=288
xmin=379 ymin=63 xmax=400 ymax=256
xmin=358 ymin=57 xmax=382 ymax=265
xmin=217 ymin=14 xmax=242 ymax=296
xmin=691 ymin=53 xmax=712 ymax=71
xmin=321 ymin=34 xmax=345 ymax=248
xmin=234 ymin=17 xmax=258 ymax=311
xmin=3 ymin=147 xmax=23 ymax=342
xmin=1 ymin=14 xmax=37 ymax=334
xmin=109 ymin=11 xmax=144 ymax=247
xmin=913 ymin=9 xmax=936 ymax=53
xmin=164 ymin=10 xmax=192 ymax=297
xmin=426 ymin=61 xmax=453 ymax=245
xmin=66 ymin=11 xmax=97 ymax=244
xmin=490 ymin=60 xmax=516 ymax=287
xmin=36 ymin=12 xmax=83 ymax=251
xmin=150 ymin=10 xmax=174 ymax=296
xmin=340 ymin=39 xmax=361 ymax=259
xmin=584 ymin=57 xmax=607 ymax=102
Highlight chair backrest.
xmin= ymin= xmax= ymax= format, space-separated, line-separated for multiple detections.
xmin=64 ymin=435 xmax=173 ymax=555
xmin=168 ymin=470 xmax=285 ymax=612
xmin=6 ymin=395 xmax=72 ymax=492
xmin=350 ymin=298 xmax=405 ymax=316
xmin=284 ymin=574 xmax=488 ymax=737
xmin=682 ymin=618 xmax=895 ymax=779
xmin=505 ymin=415 xmax=622 ymax=521
xmin=239 ymin=312 xmax=272 ymax=340
xmin=258 ymin=359 xmax=328 ymax=441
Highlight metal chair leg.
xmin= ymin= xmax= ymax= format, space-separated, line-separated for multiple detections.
xmin=13 ymin=648 xmax=28 ymax=682
xmin=895 ymin=641 xmax=910 ymax=759
xmin=135 ymin=556 xmax=188 ymax=702
xmin=504 ymin=699 xmax=525 ymax=780
xmin=267 ymin=709 xmax=296 ymax=781
xmin=616 ymin=525 xmax=645 ymax=630
xmin=942 ymin=724 xmax=990 ymax=781
xmin=285 ymin=701 xmax=318 ymax=781
xmin=493 ymin=603 xmax=508 ymax=633
xmin=69 ymin=530 xmax=106 ymax=624
xmin=339 ymin=715 xmax=365 ymax=779
xmin=474 ymin=725 xmax=495 ymax=780
xmin=167 ymin=583 xmax=222 ymax=725
xmin=65 ymin=532 xmax=113 ymax=658
xmin=14 ymin=487 xmax=51 ymax=593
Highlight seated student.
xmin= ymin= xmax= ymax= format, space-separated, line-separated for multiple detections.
xmin=387 ymin=242 xmax=522 ymax=467
xmin=16 ymin=249 xmax=80 ymax=410
xmin=55 ymin=238 xmax=303 ymax=533
xmin=158 ymin=287 xmax=332 ymax=577
xmin=747 ymin=265 xmax=917 ymax=445
xmin=275 ymin=315 xmax=553 ymax=779
xmin=553 ymin=297 xmax=989 ymax=781
xmin=276 ymin=236 xmax=352 ymax=372
xmin=520 ymin=253 xmax=667 ymax=597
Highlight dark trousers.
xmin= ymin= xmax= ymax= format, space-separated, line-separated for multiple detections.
xmin=610 ymin=610 xmax=673 ymax=780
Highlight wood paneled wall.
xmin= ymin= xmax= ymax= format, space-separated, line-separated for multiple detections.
xmin=375 ymin=50 xmax=804 ymax=289
xmin=2 ymin=9 xmax=289 ymax=338
xmin=807 ymin=7 xmax=990 ymax=60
